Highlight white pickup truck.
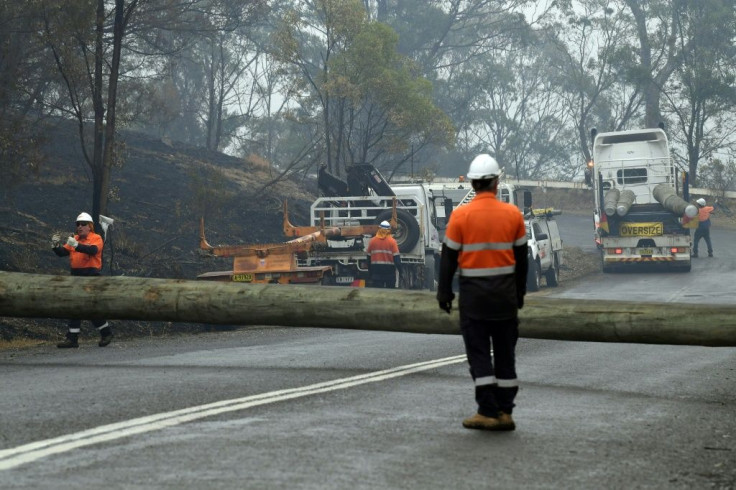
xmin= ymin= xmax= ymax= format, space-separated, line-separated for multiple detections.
xmin=525 ymin=208 xmax=563 ymax=291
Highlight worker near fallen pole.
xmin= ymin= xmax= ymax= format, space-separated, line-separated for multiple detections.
xmin=366 ymin=220 xmax=401 ymax=288
xmin=51 ymin=212 xmax=113 ymax=348
xmin=692 ymin=197 xmax=715 ymax=258
xmin=437 ymin=154 xmax=528 ymax=431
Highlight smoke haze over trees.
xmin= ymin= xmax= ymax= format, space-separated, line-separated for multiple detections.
xmin=2 ymin=0 xmax=735 ymax=219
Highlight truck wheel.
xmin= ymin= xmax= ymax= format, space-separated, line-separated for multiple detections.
xmin=527 ymin=260 xmax=541 ymax=292
xmin=545 ymin=254 xmax=560 ymax=287
xmin=423 ymin=253 xmax=437 ymax=291
xmin=376 ymin=209 xmax=420 ymax=253
xmin=600 ymin=251 xmax=613 ymax=273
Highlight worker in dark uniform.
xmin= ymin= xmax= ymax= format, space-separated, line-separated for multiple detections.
xmin=437 ymin=154 xmax=528 ymax=431
xmin=52 ymin=212 xmax=113 ymax=348
xmin=366 ymin=220 xmax=401 ymax=288
xmin=692 ymin=198 xmax=715 ymax=258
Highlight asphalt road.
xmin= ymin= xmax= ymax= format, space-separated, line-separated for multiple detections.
xmin=1 ymin=216 xmax=734 ymax=489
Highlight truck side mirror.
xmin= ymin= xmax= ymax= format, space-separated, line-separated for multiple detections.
xmin=536 ymin=233 xmax=548 ymax=240
xmin=523 ymin=190 xmax=532 ymax=208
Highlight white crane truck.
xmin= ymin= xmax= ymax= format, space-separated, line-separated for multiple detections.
xmin=586 ymin=127 xmax=696 ymax=272
xmin=302 ymin=165 xmax=453 ymax=290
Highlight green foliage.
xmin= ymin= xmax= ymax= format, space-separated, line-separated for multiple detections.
xmin=273 ymin=0 xmax=454 ymax=175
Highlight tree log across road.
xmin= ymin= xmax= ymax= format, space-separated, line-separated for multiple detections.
xmin=0 ymin=271 xmax=734 ymax=346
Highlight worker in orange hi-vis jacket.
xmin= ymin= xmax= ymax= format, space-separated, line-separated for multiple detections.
xmin=692 ymin=198 xmax=715 ymax=258
xmin=51 ymin=212 xmax=113 ymax=348
xmin=366 ymin=220 xmax=401 ymax=288
xmin=437 ymin=154 xmax=528 ymax=432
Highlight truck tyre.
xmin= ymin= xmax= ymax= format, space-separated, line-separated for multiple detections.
xmin=423 ymin=253 xmax=437 ymax=291
xmin=545 ymin=253 xmax=560 ymax=287
xmin=375 ymin=209 xmax=420 ymax=253
xmin=527 ymin=259 xmax=542 ymax=292
xmin=600 ymin=251 xmax=613 ymax=273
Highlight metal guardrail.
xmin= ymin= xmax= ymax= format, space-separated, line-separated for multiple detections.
xmin=399 ymin=176 xmax=734 ymax=199
xmin=504 ymin=179 xmax=735 ymax=199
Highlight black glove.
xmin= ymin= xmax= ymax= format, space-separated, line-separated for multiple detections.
xmin=437 ymin=291 xmax=455 ymax=314
xmin=517 ymin=292 xmax=525 ymax=310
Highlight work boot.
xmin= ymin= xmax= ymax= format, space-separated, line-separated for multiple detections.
xmin=98 ymin=325 xmax=113 ymax=347
xmin=498 ymin=412 xmax=516 ymax=431
xmin=691 ymin=252 xmax=698 ymax=258
xmin=462 ymin=413 xmax=506 ymax=431
xmin=57 ymin=332 xmax=79 ymax=349
xmin=708 ymin=253 xmax=713 ymax=258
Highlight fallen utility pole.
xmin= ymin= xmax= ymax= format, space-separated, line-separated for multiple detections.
xmin=0 ymin=271 xmax=734 ymax=347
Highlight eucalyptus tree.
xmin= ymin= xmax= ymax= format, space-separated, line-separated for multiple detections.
xmin=620 ymin=0 xmax=684 ymax=129
xmin=38 ymin=0 xmax=265 ymax=223
xmin=139 ymin=1 xmax=269 ymax=152
xmin=661 ymin=0 xmax=736 ymax=185
xmin=363 ymin=0 xmax=561 ymax=176
xmin=460 ymin=44 xmax=574 ymax=180
xmin=272 ymin=0 xmax=454 ymax=178
xmin=540 ymin=0 xmax=645 ymax=168
xmin=0 ymin=1 xmax=51 ymax=194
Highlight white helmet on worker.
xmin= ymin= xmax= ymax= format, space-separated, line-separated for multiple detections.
xmin=696 ymin=198 xmax=706 ymax=207
xmin=76 ymin=212 xmax=93 ymax=223
xmin=379 ymin=220 xmax=391 ymax=229
xmin=467 ymin=154 xmax=501 ymax=180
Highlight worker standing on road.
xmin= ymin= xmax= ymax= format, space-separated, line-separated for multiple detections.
xmin=437 ymin=154 xmax=528 ymax=431
xmin=692 ymin=198 xmax=715 ymax=258
xmin=51 ymin=212 xmax=113 ymax=348
xmin=366 ymin=220 xmax=401 ymax=288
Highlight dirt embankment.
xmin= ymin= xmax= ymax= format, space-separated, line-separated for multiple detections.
xmin=0 ymin=122 xmax=317 ymax=347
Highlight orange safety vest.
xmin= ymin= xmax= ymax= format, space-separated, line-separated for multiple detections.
xmin=444 ymin=192 xmax=526 ymax=277
xmin=64 ymin=231 xmax=104 ymax=271
xmin=366 ymin=232 xmax=399 ymax=266
xmin=698 ymin=206 xmax=714 ymax=222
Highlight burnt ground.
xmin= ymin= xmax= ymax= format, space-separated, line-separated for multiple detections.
xmin=1 ymin=121 xmax=733 ymax=347
xmin=0 ymin=120 xmax=318 ymax=345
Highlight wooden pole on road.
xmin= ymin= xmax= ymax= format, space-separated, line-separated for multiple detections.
xmin=0 ymin=271 xmax=734 ymax=347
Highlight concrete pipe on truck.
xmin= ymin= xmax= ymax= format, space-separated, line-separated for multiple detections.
xmin=652 ymin=184 xmax=698 ymax=217
xmin=604 ymin=188 xmax=620 ymax=216
xmin=615 ymin=189 xmax=636 ymax=216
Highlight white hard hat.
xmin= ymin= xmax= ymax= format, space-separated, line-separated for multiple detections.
xmin=467 ymin=154 xmax=501 ymax=180
xmin=379 ymin=220 xmax=391 ymax=229
xmin=76 ymin=212 xmax=93 ymax=223
xmin=696 ymin=198 xmax=706 ymax=206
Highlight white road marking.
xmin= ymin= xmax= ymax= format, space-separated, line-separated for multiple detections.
xmin=0 ymin=355 xmax=466 ymax=471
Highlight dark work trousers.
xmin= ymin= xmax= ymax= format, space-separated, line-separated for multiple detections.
xmin=370 ymin=270 xmax=397 ymax=288
xmin=460 ymin=315 xmax=519 ymax=417
xmin=693 ymin=226 xmax=713 ymax=255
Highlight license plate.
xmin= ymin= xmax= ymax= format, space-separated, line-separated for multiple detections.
xmin=232 ymin=273 xmax=254 ymax=282
xmin=638 ymin=248 xmax=653 ymax=256
xmin=335 ymin=276 xmax=354 ymax=284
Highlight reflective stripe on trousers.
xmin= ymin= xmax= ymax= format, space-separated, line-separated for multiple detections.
xmin=460 ymin=315 xmax=519 ymax=416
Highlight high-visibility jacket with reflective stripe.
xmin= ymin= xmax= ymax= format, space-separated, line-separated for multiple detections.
xmin=443 ymin=192 xmax=527 ymax=320
xmin=444 ymin=193 xmax=526 ymax=276
xmin=366 ymin=235 xmax=400 ymax=270
xmin=64 ymin=232 xmax=104 ymax=274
